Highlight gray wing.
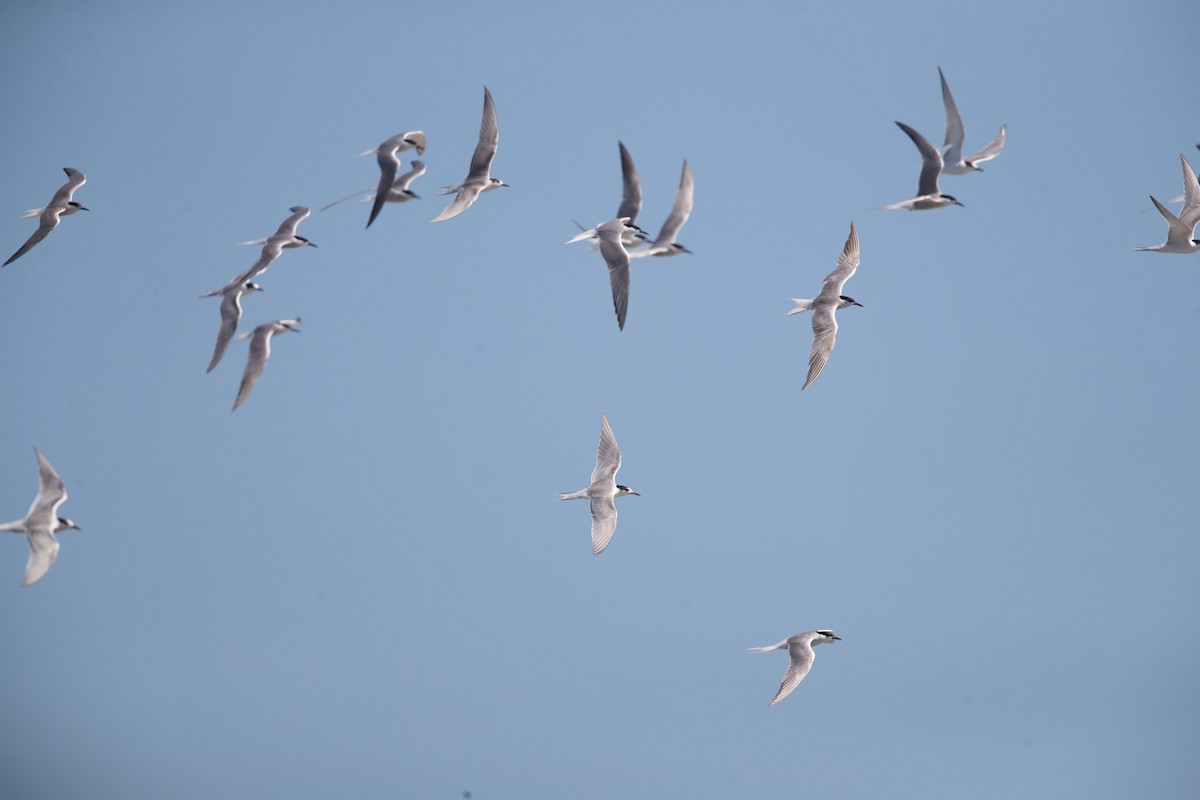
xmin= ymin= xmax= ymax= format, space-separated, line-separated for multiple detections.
xmin=803 ymin=306 xmax=838 ymax=391
xmin=232 ymin=328 xmax=273 ymax=411
xmin=616 ymin=141 xmax=642 ymax=222
xmin=938 ymin=67 xmax=966 ymax=166
xmin=368 ymin=149 xmax=400 ymax=228
xmin=814 ymin=222 xmax=860 ymax=304
xmin=28 ymin=448 xmax=67 ymax=524
xmin=3 ymin=211 xmax=59 ymax=266
xmin=965 ymin=124 xmax=1006 ymax=166
xmin=896 ymin=121 xmax=943 ymax=197
xmin=431 ymin=184 xmax=483 ymax=223
xmin=768 ymin=639 xmax=815 ymax=705
xmin=589 ymin=496 xmax=618 ymax=555
xmin=590 ymin=414 xmax=622 ymax=486
xmin=1150 ymin=196 xmax=1193 ymax=247
xmin=466 ymin=86 xmax=499 ymax=181
xmin=654 ymin=159 xmax=693 ymax=245
xmin=395 ymin=160 xmax=427 ymax=193
xmin=22 ymin=528 xmax=60 ymax=587
xmin=207 ymin=289 xmax=244 ymax=373
xmin=50 ymin=168 xmax=87 ymax=206
xmin=1178 ymin=154 xmax=1200 ymax=232
xmin=274 ymin=207 xmax=310 ymax=237
xmin=597 ymin=221 xmax=631 ymax=330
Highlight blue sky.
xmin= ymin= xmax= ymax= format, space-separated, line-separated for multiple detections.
xmin=1 ymin=1 xmax=1198 ymax=798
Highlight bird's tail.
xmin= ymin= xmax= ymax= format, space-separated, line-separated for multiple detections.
xmin=747 ymin=640 xmax=788 ymax=653
xmin=786 ymin=299 xmax=815 ymax=315
xmin=557 ymin=490 xmax=588 ymax=501
xmin=20 ymin=208 xmax=45 ymax=219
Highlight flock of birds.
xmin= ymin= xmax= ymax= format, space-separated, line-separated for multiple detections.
xmin=4 ymin=69 xmax=1199 ymax=706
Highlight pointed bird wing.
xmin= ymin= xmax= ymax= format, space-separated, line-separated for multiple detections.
xmin=28 ymin=448 xmax=68 ymax=523
xmin=466 ymin=86 xmax=499 ymax=182
xmin=22 ymin=528 xmax=60 ymax=587
xmin=596 ymin=220 xmax=632 ymax=330
xmin=965 ymin=125 xmax=1007 ymax=166
xmin=368 ymin=148 xmax=400 ymax=228
xmin=938 ymin=67 xmax=966 ymax=166
xmin=590 ymin=414 xmax=622 ymax=486
xmin=233 ymin=326 xmax=274 ymax=411
xmin=589 ymin=496 xmax=618 ymax=555
xmin=653 ymin=160 xmax=694 ymax=245
xmin=616 ymin=141 xmax=642 ymax=222
xmin=1178 ymin=154 xmax=1200 ymax=232
xmin=896 ymin=121 xmax=944 ymax=198
xmin=50 ymin=168 xmax=87 ymax=206
xmin=768 ymin=638 xmax=815 ymax=705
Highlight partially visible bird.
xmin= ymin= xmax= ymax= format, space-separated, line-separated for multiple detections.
xmin=788 ymin=222 xmax=863 ymax=390
xmin=566 ymin=217 xmax=643 ymax=330
xmin=4 ymin=168 xmax=88 ymax=267
xmin=232 ymin=318 xmax=302 ymax=411
xmin=628 ymin=159 xmax=694 ymax=258
xmin=0 ymin=448 xmax=81 ymax=587
xmin=1136 ymin=154 xmax=1200 ymax=254
xmin=432 ymin=87 xmax=507 ymax=222
xmin=938 ymin=67 xmax=1006 ymax=175
xmin=884 ymin=122 xmax=964 ymax=211
xmin=364 ymin=132 xmax=427 ymax=228
xmin=321 ymin=160 xmax=426 ymax=212
xmin=558 ymin=414 xmax=639 ymax=555
xmin=203 ymin=281 xmax=263 ymax=373
xmin=748 ymin=630 xmax=841 ymax=706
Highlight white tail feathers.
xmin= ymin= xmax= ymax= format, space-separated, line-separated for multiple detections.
xmin=786 ymin=298 xmax=815 ymax=315
xmin=747 ymin=640 xmax=788 ymax=653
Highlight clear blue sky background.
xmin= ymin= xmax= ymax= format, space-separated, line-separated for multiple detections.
xmin=1 ymin=1 xmax=1197 ymax=798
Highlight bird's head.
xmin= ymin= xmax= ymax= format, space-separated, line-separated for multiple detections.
xmin=296 ymin=236 xmax=317 ymax=248
xmin=56 ymin=517 xmax=80 ymax=532
xmin=672 ymin=242 xmax=693 ymax=255
xmin=839 ymin=295 xmax=863 ymax=308
xmin=814 ymin=630 xmax=841 ymax=645
xmin=944 ymin=195 xmax=964 ymax=207
xmin=69 ymin=202 xmax=89 ymax=212
xmin=616 ymin=485 xmax=640 ymax=497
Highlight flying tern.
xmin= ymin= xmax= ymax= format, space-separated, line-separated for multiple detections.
xmin=788 ymin=222 xmax=863 ymax=391
xmin=628 ymin=159 xmax=693 ymax=258
xmin=748 ymin=630 xmax=841 ymax=706
xmin=432 ymin=87 xmax=507 ymax=222
xmin=558 ymin=414 xmax=639 ymax=555
xmin=939 ymin=67 xmax=1006 ymax=175
xmin=884 ymin=122 xmax=963 ymax=211
xmin=321 ymin=160 xmax=426 ymax=212
xmin=0 ymin=448 xmax=81 ymax=587
xmin=364 ymin=132 xmax=427 ymax=228
xmin=232 ymin=318 xmax=302 ymax=411
xmin=223 ymin=207 xmax=316 ymax=286
xmin=1136 ymin=154 xmax=1200 ymax=254
xmin=4 ymin=168 xmax=88 ymax=267
xmin=204 ymin=281 xmax=263 ymax=373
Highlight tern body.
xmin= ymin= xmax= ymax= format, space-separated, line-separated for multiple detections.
xmin=628 ymin=159 xmax=693 ymax=258
xmin=4 ymin=168 xmax=88 ymax=267
xmin=748 ymin=630 xmax=840 ymax=706
xmin=365 ymin=132 xmax=427 ymax=228
xmin=558 ymin=414 xmax=639 ymax=555
xmin=321 ymin=160 xmax=426 ymax=212
xmin=232 ymin=319 xmax=301 ymax=411
xmin=1136 ymin=154 xmax=1200 ymax=254
xmin=0 ymin=448 xmax=80 ymax=587
xmin=205 ymin=281 xmax=263 ymax=373
xmin=938 ymin=67 xmax=1006 ymax=175
xmin=884 ymin=122 xmax=963 ymax=211
xmin=432 ymin=87 xmax=507 ymax=223
xmin=788 ymin=222 xmax=863 ymax=390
